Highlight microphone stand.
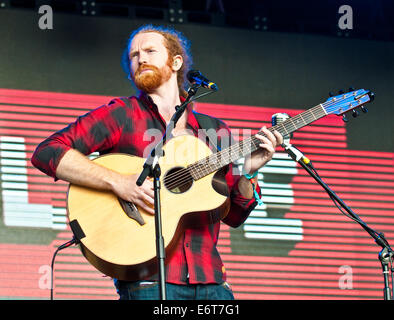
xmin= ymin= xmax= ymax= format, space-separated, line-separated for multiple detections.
xmin=136 ymin=83 xmax=200 ymax=300
xmin=282 ymin=141 xmax=393 ymax=300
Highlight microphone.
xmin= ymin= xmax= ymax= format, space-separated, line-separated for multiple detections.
xmin=272 ymin=112 xmax=310 ymax=165
xmin=187 ymin=70 xmax=218 ymax=91
xmin=271 ymin=112 xmax=291 ymax=145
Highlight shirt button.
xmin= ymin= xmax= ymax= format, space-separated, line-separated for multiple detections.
xmin=185 ymin=243 xmax=189 ymax=247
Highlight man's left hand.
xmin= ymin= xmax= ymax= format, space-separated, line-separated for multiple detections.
xmin=243 ymin=126 xmax=283 ymax=175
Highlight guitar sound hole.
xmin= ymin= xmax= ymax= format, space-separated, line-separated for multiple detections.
xmin=163 ymin=167 xmax=193 ymax=194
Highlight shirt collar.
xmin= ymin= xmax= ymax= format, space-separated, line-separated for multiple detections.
xmin=138 ymin=91 xmax=200 ymax=133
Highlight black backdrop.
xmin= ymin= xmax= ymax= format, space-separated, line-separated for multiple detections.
xmin=0 ymin=9 xmax=393 ymax=152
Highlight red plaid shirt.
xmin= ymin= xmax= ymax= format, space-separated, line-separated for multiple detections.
xmin=31 ymin=93 xmax=259 ymax=284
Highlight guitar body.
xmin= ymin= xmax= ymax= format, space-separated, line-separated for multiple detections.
xmin=67 ymin=135 xmax=230 ymax=281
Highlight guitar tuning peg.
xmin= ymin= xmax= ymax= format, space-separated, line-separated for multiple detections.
xmin=352 ymin=109 xmax=359 ymax=118
xmin=348 ymin=87 xmax=354 ymax=92
xmin=338 ymin=89 xmax=344 ymax=94
xmin=328 ymin=91 xmax=334 ymax=97
xmin=342 ymin=114 xmax=349 ymax=122
xmin=361 ymin=106 xmax=368 ymax=113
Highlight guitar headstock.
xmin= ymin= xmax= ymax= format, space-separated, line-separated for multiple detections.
xmin=323 ymin=89 xmax=374 ymax=121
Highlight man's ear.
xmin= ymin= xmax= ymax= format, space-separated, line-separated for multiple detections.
xmin=172 ymin=55 xmax=183 ymax=71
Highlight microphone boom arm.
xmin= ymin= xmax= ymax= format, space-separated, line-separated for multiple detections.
xmin=282 ymin=140 xmax=393 ymax=300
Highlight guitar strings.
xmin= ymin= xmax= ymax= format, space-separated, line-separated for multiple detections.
xmin=163 ymin=136 xmax=260 ymax=189
xmin=162 ymin=94 xmax=359 ymax=190
xmin=164 ymin=101 xmax=330 ymax=190
xmin=164 ymin=105 xmax=321 ymax=188
xmin=163 ymin=133 xmax=268 ymax=190
xmin=163 ymin=117 xmax=285 ymax=188
xmin=163 ymin=99 xmax=334 ymax=190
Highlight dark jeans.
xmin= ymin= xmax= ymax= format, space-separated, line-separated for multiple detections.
xmin=114 ymin=280 xmax=234 ymax=300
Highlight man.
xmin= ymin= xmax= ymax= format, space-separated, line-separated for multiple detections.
xmin=31 ymin=24 xmax=282 ymax=300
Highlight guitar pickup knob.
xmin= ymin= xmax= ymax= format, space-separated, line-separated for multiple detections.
xmin=361 ymin=106 xmax=368 ymax=113
xmin=352 ymin=109 xmax=359 ymax=117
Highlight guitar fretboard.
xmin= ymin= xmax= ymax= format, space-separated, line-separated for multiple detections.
xmin=188 ymin=103 xmax=327 ymax=180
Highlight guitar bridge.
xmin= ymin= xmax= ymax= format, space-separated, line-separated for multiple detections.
xmin=118 ymin=198 xmax=146 ymax=226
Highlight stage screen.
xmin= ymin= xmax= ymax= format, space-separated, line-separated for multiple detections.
xmin=0 ymin=88 xmax=393 ymax=300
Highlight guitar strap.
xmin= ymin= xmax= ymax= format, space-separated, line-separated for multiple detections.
xmin=129 ymin=96 xmax=221 ymax=152
xmin=194 ymin=112 xmax=241 ymax=176
xmin=193 ymin=112 xmax=220 ymax=153
xmin=194 ymin=112 xmax=240 ymax=178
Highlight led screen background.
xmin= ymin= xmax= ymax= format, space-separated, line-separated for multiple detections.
xmin=1 ymin=88 xmax=392 ymax=300
xmin=0 ymin=7 xmax=393 ymax=299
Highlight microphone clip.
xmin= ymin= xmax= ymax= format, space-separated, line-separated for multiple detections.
xmin=187 ymin=83 xmax=201 ymax=96
xmin=282 ymin=141 xmax=310 ymax=165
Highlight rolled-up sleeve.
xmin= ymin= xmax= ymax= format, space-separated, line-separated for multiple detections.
xmin=31 ymin=99 xmax=125 ymax=181
xmin=211 ymin=120 xmax=260 ymax=228
xmin=222 ymin=162 xmax=260 ymax=228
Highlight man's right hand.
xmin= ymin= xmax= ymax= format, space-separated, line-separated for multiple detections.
xmin=56 ymin=149 xmax=155 ymax=215
xmin=112 ymin=174 xmax=155 ymax=215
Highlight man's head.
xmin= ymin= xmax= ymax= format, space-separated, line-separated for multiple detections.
xmin=121 ymin=25 xmax=192 ymax=96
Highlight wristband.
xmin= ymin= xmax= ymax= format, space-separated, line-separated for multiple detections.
xmin=244 ymin=171 xmax=258 ymax=180
xmin=244 ymin=171 xmax=263 ymax=205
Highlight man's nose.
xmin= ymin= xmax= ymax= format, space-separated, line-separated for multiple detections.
xmin=138 ymin=52 xmax=148 ymax=65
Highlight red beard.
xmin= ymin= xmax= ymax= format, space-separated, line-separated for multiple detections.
xmin=133 ymin=63 xmax=172 ymax=93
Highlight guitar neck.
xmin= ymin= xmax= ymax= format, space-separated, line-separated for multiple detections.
xmin=189 ymin=103 xmax=327 ymax=180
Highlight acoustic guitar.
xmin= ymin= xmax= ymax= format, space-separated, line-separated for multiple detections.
xmin=66 ymin=89 xmax=373 ymax=280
